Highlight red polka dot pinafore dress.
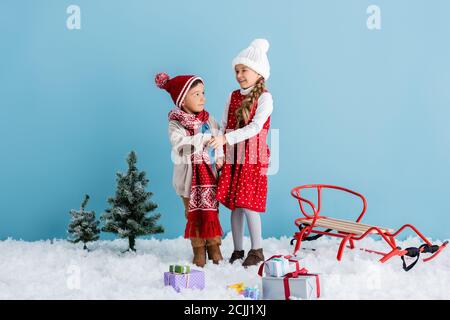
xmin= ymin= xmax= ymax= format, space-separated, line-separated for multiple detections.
xmin=216 ymin=89 xmax=271 ymax=213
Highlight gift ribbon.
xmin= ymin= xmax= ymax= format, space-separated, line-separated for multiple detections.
xmin=184 ymin=273 xmax=190 ymax=289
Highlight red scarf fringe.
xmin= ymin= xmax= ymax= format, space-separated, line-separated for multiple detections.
xmin=184 ymin=210 xmax=223 ymax=239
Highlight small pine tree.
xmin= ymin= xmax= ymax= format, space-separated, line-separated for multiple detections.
xmin=101 ymin=151 xmax=164 ymax=252
xmin=68 ymin=194 xmax=100 ymax=250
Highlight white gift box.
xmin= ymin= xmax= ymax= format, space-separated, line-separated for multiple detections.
xmin=262 ymin=273 xmax=322 ymax=300
xmin=263 ymin=257 xmax=291 ymax=277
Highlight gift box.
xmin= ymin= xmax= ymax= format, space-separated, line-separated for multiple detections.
xmin=164 ymin=269 xmax=205 ymax=293
xmin=227 ymin=282 xmax=260 ymax=300
xmin=169 ymin=265 xmax=190 ymax=274
xmin=258 ymin=255 xmax=321 ymax=300
xmin=264 ymin=257 xmax=291 ymax=277
xmin=261 ymin=273 xmax=321 ymax=300
xmin=243 ymin=287 xmax=260 ymax=300
xmin=261 ymin=255 xmax=299 ymax=278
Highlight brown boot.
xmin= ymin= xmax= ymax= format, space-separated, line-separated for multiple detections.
xmin=206 ymin=244 xmax=223 ymax=264
xmin=192 ymin=246 xmax=207 ymax=267
xmin=191 ymin=237 xmax=207 ymax=267
xmin=242 ymin=248 xmax=265 ymax=267
xmin=206 ymin=236 xmax=223 ymax=264
xmin=229 ymin=250 xmax=245 ymax=264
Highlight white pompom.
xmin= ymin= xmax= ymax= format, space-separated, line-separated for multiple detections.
xmin=251 ymin=38 xmax=270 ymax=53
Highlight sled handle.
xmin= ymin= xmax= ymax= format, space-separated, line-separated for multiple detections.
xmin=291 ymin=184 xmax=367 ymax=222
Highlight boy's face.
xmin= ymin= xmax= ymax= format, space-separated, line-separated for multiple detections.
xmin=181 ymin=83 xmax=205 ymax=114
xmin=235 ymin=64 xmax=261 ymax=89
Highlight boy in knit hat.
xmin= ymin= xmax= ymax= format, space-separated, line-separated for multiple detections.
xmin=155 ymin=72 xmax=224 ymax=267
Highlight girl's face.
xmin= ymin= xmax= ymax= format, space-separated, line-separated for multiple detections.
xmin=235 ymin=64 xmax=262 ymax=89
xmin=181 ymin=82 xmax=206 ymax=114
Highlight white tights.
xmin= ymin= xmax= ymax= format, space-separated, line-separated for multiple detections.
xmin=231 ymin=208 xmax=263 ymax=250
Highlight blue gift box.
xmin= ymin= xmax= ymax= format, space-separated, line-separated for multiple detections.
xmin=243 ymin=287 xmax=260 ymax=300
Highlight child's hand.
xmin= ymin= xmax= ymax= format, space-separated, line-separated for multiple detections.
xmin=209 ymin=135 xmax=227 ymax=149
xmin=216 ymin=156 xmax=224 ymax=170
xmin=181 ymin=197 xmax=190 ymax=220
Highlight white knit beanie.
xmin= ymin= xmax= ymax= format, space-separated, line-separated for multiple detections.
xmin=232 ymin=38 xmax=271 ymax=80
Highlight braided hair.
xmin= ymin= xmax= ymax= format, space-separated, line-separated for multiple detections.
xmin=234 ymin=77 xmax=266 ymax=128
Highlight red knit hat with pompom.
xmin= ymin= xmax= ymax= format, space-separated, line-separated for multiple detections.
xmin=155 ymin=72 xmax=203 ymax=108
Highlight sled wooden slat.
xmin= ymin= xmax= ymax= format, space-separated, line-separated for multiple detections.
xmin=323 ymin=218 xmax=394 ymax=233
xmin=300 ymin=217 xmax=394 ymax=235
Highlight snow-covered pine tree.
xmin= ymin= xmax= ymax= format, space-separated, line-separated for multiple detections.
xmin=101 ymin=151 xmax=164 ymax=252
xmin=68 ymin=194 xmax=100 ymax=250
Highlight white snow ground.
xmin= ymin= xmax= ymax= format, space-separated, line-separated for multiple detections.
xmin=0 ymin=233 xmax=448 ymax=300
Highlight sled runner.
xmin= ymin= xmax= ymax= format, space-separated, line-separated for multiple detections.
xmin=290 ymin=184 xmax=448 ymax=271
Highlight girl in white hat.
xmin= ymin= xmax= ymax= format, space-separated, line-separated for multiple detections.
xmin=209 ymin=39 xmax=273 ymax=267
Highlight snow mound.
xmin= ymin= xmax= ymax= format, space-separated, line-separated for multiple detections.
xmin=0 ymin=234 xmax=448 ymax=299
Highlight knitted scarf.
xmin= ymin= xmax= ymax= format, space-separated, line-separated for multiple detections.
xmin=168 ymin=108 xmax=222 ymax=239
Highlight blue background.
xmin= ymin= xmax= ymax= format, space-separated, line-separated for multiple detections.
xmin=1 ymin=0 xmax=449 ymax=241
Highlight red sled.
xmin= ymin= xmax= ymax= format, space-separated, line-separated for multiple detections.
xmin=290 ymin=184 xmax=448 ymax=271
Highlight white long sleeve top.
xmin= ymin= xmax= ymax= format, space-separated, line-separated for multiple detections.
xmin=220 ymin=86 xmax=274 ymax=145
xmin=168 ymin=116 xmax=223 ymax=198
